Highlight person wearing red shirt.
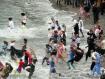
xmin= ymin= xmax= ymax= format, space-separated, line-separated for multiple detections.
xmin=17 ymin=59 xmax=24 ymax=73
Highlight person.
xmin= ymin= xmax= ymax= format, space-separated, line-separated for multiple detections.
xmin=48 ymin=17 xmax=56 ymax=30
xmin=27 ymin=60 xmax=35 ymax=79
xmin=9 ymin=41 xmax=16 ymax=60
xmin=17 ymin=59 xmax=24 ymax=73
xmin=78 ymin=17 xmax=84 ymax=37
xmin=67 ymin=47 xmax=75 ymax=69
xmin=23 ymin=49 xmax=32 ymax=67
xmin=86 ymin=29 xmax=97 ymax=61
xmin=42 ymin=44 xmax=52 ymax=65
xmin=79 ymin=4 xmax=85 ymax=18
xmin=8 ymin=17 xmax=15 ymax=31
xmin=100 ymin=0 xmax=105 ymax=15
xmin=94 ymin=25 xmax=103 ymax=39
xmin=92 ymin=51 xmax=101 ymax=76
xmin=61 ymin=31 xmax=66 ymax=46
xmin=56 ymin=42 xmax=66 ymax=63
xmin=49 ymin=55 xmax=56 ymax=74
xmin=21 ymin=13 xmax=27 ymax=25
xmin=2 ymin=41 xmax=8 ymax=55
xmin=73 ymin=20 xmax=79 ymax=36
xmin=22 ymin=38 xmax=28 ymax=51
xmin=0 ymin=63 xmax=13 ymax=79
xmin=74 ymin=47 xmax=84 ymax=62
xmin=90 ymin=51 xmax=96 ymax=73
xmin=92 ymin=2 xmax=100 ymax=24
xmin=75 ymin=34 xmax=80 ymax=48
xmin=62 ymin=24 xmax=66 ymax=32
xmin=100 ymin=69 xmax=105 ymax=79
xmin=55 ymin=20 xmax=61 ymax=30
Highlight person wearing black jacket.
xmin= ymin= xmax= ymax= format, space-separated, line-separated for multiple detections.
xmin=92 ymin=2 xmax=100 ymax=24
xmin=74 ymin=22 xmax=79 ymax=36
xmin=86 ymin=29 xmax=97 ymax=61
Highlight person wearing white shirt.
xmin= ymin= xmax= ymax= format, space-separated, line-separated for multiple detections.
xmin=75 ymin=34 xmax=81 ymax=48
xmin=78 ymin=17 xmax=84 ymax=37
xmin=48 ymin=17 xmax=56 ymax=30
xmin=8 ymin=17 xmax=15 ymax=29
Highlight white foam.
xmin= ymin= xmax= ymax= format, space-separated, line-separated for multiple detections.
xmin=0 ymin=27 xmax=37 ymax=39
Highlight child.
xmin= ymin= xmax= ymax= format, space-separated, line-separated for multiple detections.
xmin=17 ymin=59 xmax=24 ymax=73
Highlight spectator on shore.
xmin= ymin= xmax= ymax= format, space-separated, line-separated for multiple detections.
xmin=79 ymin=4 xmax=85 ymax=18
xmin=92 ymin=2 xmax=100 ymax=24
xmin=57 ymin=0 xmax=61 ymax=5
xmin=100 ymin=0 xmax=105 ymax=15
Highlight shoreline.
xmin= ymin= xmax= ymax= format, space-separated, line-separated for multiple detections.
xmin=49 ymin=0 xmax=105 ymax=31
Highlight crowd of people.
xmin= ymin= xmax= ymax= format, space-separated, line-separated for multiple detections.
xmin=0 ymin=0 xmax=105 ymax=79
xmin=56 ymin=0 xmax=105 ymax=24
xmin=42 ymin=3 xmax=105 ymax=77
xmin=0 ymin=38 xmax=37 ymax=79
xmin=0 ymin=12 xmax=37 ymax=79
xmin=8 ymin=12 xmax=27 ymax=32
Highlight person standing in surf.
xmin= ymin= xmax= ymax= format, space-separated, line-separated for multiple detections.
xmin=8 ymin=17 xmax=15 ymax=31
xmin=21 ymin=13 xmax=27 ymax=25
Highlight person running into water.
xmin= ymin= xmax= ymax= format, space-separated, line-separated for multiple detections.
xmin=17 ymin=59 xmax=25 ymax=73
xmin=49 ymin=55 xmax=61 ymax=78
xmin=26 ymin=59 xmax=36 ymax=79
xmin=90 ymin=50 xmax=96 ymax=74
xmin=8 ymin=17 xmax=15 ymax=31
xmin=86 ymin=29 xmax=96 ymax=61
xmin=67 ymin=47 xmax=76 ymax=69
xmin=56 ymin=42 xmax=66 ymax=64
xmin=42 ymin=44 xmax=52 ymax=65
xmin=23 ymin=49 xmax=32 ymax=67
xmin=92 ymin=51 xmax=102 ymax=76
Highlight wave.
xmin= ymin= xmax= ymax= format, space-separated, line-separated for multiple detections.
xmin=0 ymin=27 xmax=37 ymax=39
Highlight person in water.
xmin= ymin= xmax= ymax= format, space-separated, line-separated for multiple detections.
xmin=21 ymin=21 xmax=26 ymax=28
xmin=92 ymin=51 xmax=101 ymax=76
xmin=23 ymin=49 xmax=32 ymax=67
xmin=22 ymin=38 xmax=28 ymax=51
xmin=21 ymin=13 xmax=27 ymax=25
xmin=0 ymin=62 xmax=13 ymax=79
xmin=9 ymin=40 xmax=16 ymax=60
xmin=27 ymin=59 xmax=35 ymax=79
xmin=2 ymin=41 xmax=8 ymax=55
xmin=8 ymin=17 xmax=15 ymax=31
xmin=17 ymin=59 xmax=24 ymax=73
xmin=67 ymin=47 xmax=75 ymax=69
